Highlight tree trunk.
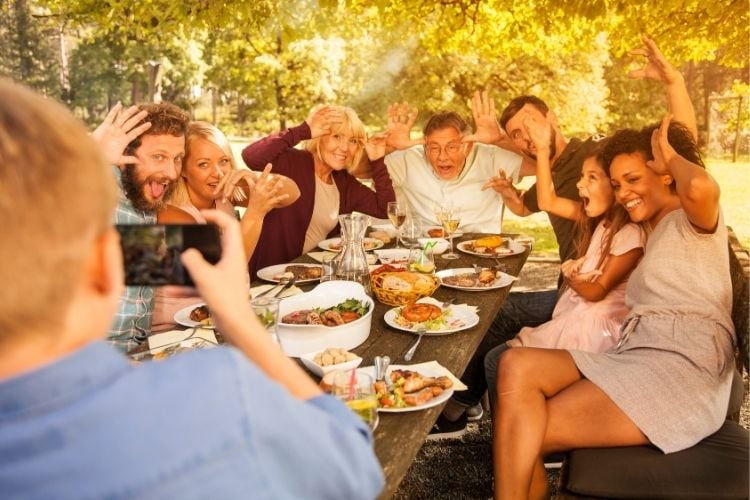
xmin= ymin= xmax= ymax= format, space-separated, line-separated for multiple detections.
xmin=733 ymin=96 xmax=743 ymax=163
xmin=274 ymin=27 xmax=286 ymax=130
xmin=147 ymin=61 xmax=163 ymax=103
xmin=57 ymin=22 xmax=70 ymax=101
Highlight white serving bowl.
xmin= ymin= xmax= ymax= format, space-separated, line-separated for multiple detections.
xmin=299 ymin=350 xmax=363 ymax=377
xmin=418 ymin=238 xmax=449 ymax=255
xmin=277 ymin=281 xmax=374 ymax=357
xmin=373 ymin=248 xmax=411 ymax=265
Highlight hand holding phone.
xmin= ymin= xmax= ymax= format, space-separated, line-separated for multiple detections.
xmin=116 ymin=224 xmax=221 ymax=286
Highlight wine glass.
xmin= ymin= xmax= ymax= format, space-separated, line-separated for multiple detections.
xmin=387 ymin=201 xmax=407 ymax=249
xmin=437 ymin=204 xmax=461 ymax=260
xmin=332 ymin=371 xmax=379 ymax=430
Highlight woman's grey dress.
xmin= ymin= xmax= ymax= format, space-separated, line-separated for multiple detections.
xmin=570 ymin=209 xmax=736 ymax=453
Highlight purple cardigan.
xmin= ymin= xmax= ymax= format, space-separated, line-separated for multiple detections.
xmin=242 ymin=122 xmax=395 ymax=278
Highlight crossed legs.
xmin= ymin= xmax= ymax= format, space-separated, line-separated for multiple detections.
xmin=493 ymin=347 xmax=649 ymax=499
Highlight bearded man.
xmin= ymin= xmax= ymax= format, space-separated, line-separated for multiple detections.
xmin=92 ymin=102 xmax=190 ymax=346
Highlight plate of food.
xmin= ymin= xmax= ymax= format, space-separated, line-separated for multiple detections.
xmin=436 ymin=267 xmax=516 ymax=291
xmin=424 ymin=225 xmax=463 ymax=238
xmin=257 ymin=263 xmax=323 ymax=283
xmin=174 ymin=302 xmax=214 ymax=328
xmin=383 ymin=298 xmax=479 ymax=336
xmin=357 ymin=364 xmax=454 ymax=412
xmin=457 ymin=235 xmax=525 ymax=258
xmin=318 ymin=237 xmax=384 ymax=253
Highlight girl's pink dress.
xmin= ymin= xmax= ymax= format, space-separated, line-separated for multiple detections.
xmin=508 ymin=221 xmax=644 ymax=352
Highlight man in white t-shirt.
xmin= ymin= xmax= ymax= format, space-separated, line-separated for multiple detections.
xmin=382 ymin=101 xmax=530 ymax=233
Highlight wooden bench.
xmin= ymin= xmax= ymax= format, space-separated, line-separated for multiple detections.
xmin=557 ymin=229 xmax=749 ymax=500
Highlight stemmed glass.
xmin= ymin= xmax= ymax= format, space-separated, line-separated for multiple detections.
xmin=436 ymin=203 xmax=460 ymax=260
xmin=387 ymin=201 xmax=407 ymax=249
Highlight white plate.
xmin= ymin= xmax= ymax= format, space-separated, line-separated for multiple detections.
xmin=318 ymin=237 xmax=385 ymax=253
xmin=436 ymin=268 xmax=516 ymax=291
xmin=357 ymin=364 xmax=454 ymax=413
xmin=257 ymin=263 xmax=322 ymax=284
xmin=424 ymin=225 xmax=463 ymax=238
xmin=174 ymin=302 xmax=211 ymax=328
xmin=383 ymin=301 xmax=480 ymax=336
xmin=456 ymin=239 xmax=526 ymax=258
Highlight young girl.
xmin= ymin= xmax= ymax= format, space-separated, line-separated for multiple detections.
xmin=505 ymin=120 xmax=645 ymax=352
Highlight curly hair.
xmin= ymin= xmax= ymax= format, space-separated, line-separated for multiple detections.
xmin=602 ymin=120 xmax=704 ymax=178
xmin=125 ymin=102 xmax=190 ymax=155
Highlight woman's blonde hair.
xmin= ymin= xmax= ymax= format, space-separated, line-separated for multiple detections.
xmin=169 ymin=121 xmax=240 ymax=207
xmin=304 ymin=105 xmax=366 ymax=172
xmin=0 ymin=80 xmax=118 ymax=338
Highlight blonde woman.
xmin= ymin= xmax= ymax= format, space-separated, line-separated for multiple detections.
xmin=242 ymin=105 xmax=394 ymax=278
xmin=153 ymin=122 xmax=300 ymax=331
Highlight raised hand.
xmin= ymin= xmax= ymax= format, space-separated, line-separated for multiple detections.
xmin=91 ymin=102 xmax=151 ymax=166
xmin=385 ymin=101 xmax=422 ymax=151
xmin=522 ymin=114 xmax=551 ymax=153
xmin=245 ymin=164 xmax=290 ymax=215
xmin=627 ymin=35 xmax=681 ymax=85
xmin=365 ymin=132 xmax=387 ymax=161
xmin=481 ymin=169 xmax=517 ymax=198
xmin=463 ymin=90 xmax=503 ymax=144
xmin=306 ymin=105 xmax=344 ymax=138
xmin=213 ymin=168 xmax=255 ymax=204
xmin=647 ymin=115 xmax=677 ymax=175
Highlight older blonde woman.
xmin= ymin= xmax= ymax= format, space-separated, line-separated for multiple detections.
xmin=153 ymin=122 xmax=300 ymax=331
xmin=242 ymin=105 xmax=394 ymax=278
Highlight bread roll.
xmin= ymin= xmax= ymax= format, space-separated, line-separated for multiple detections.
xmin=475 ymin=235 xmax=503 ymax=248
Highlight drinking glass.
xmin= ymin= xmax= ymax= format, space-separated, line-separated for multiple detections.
xmin=399 ymin=215 xmax=422 ymax=248
xmin=408 ymin=245 xmax=435 ymax=273
xmin=436 ymin=204 xmax=460 ymax=260
xmin=387 ymin=201 xmax=407 ymax=249
xmin=319 ymin=254 xmax=336 ymax=282
xmin=250 ymin=296 xmax=281 ymax=345
xmin=332 ymin=371 xmax=379 ymax=430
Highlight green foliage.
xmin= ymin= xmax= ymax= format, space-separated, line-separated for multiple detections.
xmin=0 ymin=0 xmax=59 ymax=96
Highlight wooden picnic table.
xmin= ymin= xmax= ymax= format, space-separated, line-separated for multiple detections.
xmin=289 ymin=233 xmax=531 ymax=498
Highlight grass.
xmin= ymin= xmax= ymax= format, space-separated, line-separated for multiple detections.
xmin=502 ymin=157 xmax=750 ymax=258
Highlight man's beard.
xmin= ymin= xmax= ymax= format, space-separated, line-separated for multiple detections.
xmin=121 ymin=164 xmax=175 ymax=213
xmin=527 ymin=128 xmax=557 ymax=162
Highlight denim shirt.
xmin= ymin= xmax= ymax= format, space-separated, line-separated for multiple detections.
xmin=0 ymin=343 xmax=383 ymax=499
xmin=109 ymin=167 xmax=156 ymax=350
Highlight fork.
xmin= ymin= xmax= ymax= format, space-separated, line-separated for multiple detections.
xmin=255 ymin=276 xmax=295 ymax=298
xmin=404 ymin=325 xmax=426 ymax=362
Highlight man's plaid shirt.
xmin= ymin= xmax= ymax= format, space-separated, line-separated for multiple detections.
xmin=109 ymin=167 xmax=156 ymax=352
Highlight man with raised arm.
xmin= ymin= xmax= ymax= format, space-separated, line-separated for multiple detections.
xmin=382 ymin=101 xmax=531 ymax=234
xmin=92 ymin=102 xmax=190 ymax=348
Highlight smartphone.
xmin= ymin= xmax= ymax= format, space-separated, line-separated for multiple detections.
xmin=116 ymin=224 xmax=221 ymax=286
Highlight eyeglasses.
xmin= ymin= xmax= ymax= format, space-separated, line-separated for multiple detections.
xmin=425 ymin=142 xmax=465 ymax=157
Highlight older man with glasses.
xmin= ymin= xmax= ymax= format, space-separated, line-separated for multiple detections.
xmin=381 ymin=99 xmax=533 ymax=234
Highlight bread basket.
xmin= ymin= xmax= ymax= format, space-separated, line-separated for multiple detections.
xmin=370 ymin=271 xmax=440 ymax=306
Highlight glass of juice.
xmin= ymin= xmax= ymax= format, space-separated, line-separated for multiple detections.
xmin=332 ymin=370 xmax=379 ymax=430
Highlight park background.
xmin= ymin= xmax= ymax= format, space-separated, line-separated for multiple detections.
xmin=2 ymin=0 xmax=748 ymax=249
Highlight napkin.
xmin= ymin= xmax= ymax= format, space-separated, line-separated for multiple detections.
xmin=415 ymin=296 xmax=479 ymax=313
xmin=402 ymin=360 xmax=468 ymax=391
xmin=307 ymin=251 xmax=338 ymax=263
xmin=250 ymin=283 xmax=303 ymax=299
xmin=148 ymin=328 xmax=218 ymax=354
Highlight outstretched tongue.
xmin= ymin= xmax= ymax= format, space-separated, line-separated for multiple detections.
xmin=149 ymin=181 xmax=165 ymax=199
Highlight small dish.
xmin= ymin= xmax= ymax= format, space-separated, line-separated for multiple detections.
xmin=299 ymin=350 xmax=363 ymax=377
xmin=373 ymin=248 xmax=411 ymax=264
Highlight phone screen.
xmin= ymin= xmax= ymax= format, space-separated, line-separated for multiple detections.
xmin=116 ymin=224 xmax=221 ymax=286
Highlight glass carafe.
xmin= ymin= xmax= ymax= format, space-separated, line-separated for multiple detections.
xmin=333 ymin=213 xmax=371 ymax=293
